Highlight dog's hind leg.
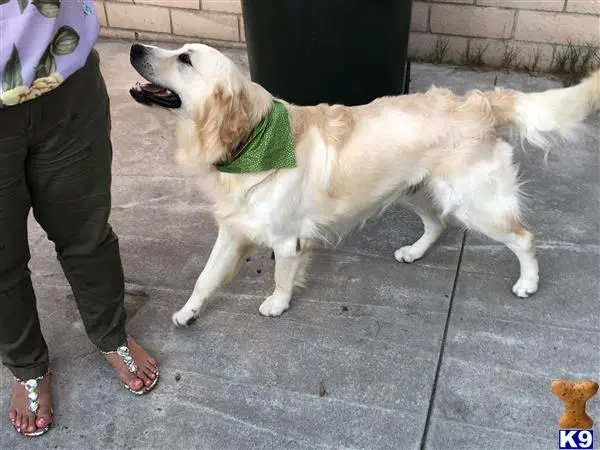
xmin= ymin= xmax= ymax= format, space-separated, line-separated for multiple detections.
xmin=461 ymin=218 xmax=538 ymax=298
xmin=395 ymin=191 xmax=446 ymax=263
xmin=172 ymin=227 xmax=254 ymax=326
xmin=259 ymin=238 xmax=308 ymax=317
xmin=436 ymin=139 xmax=539 ymax=297
xmin=500 ymin=226 xmax=538 ymax=297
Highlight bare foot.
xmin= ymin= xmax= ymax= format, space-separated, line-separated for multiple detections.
xmin=9 ymin=375 xmax=53 ymax=435
xmin=103 ymin=337 xmax=158 ymax=392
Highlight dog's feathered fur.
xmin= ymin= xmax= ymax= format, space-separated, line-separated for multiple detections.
xmin=129 ymin=43 xmax=600 ymax=325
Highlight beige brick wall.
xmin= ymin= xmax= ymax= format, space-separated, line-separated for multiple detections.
xmin=97 ymin=0 xmax=243 ymax=46
xmin=97 ymin=0 xmax=600 ymax=72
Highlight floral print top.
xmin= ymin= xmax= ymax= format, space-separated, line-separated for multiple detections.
xmin=0 ymin=0 xmax=99 ymax=108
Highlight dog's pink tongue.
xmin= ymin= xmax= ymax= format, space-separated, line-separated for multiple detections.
xmin=136 ymin=82 xmax=172 ymax=97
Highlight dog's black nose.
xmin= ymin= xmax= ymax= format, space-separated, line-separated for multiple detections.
xmin=130 ymin=44 xmax=146 ymax=62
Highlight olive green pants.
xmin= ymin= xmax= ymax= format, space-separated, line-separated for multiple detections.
xmin=0 ymin=50 xmax=127 ymax=381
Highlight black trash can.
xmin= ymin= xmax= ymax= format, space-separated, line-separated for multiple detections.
xmin=241 ymin=0 xmax=413 ymax=107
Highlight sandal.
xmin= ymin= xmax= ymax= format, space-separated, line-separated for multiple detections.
xmin=13 ymin=373 xmax=53 ymax=437
xmin=101 ymin=340 xmax=159 ymax=395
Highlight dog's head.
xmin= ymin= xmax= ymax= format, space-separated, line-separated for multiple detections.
xmin=129 ymin=43 xmax=272 ymax=162
xmin=129 ymin=43 xmax=242 ymax=112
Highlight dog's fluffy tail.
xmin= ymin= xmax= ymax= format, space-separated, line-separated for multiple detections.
xmin=487 ymin=69 xmax=600 ymax=149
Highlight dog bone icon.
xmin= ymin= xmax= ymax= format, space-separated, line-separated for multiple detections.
xmin=551 ymin=379 xmax=598 ymax=429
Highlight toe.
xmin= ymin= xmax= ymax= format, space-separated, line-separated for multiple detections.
xmin=128 ymin=376 xmax=144 ymax=391
xmin=135 ymin=367 xmax=153 ymax=387
xmin=36 ymin=416 xmax=49 ymax=429
xmin=144 ymin=357 xmax=159 ymax=382
xmin=129 ymin=338 xmax=158 ymax=376
xmin=147 ymin=356 xmax=158 ymax=369
xmin=9 ymin=407 xmax=16 ymax=423
xmin=26 ymin=419 xmax=37 ymax=434
xmin=14 ymin=412 xmax=22 ymax=430
xmin=20 ymin=413 xmax=31 ymax=433
xmin=142 ymin=364 xmax=157 ymax=381
xmin=119 ymin=365 xmax=144 ymax=391
xmin=36 ymin=407 xmax=52 ymax=429
xmin=143 ymin=356 xmax=158 ymax=374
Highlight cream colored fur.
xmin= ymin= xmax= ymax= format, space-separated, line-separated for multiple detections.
xmin=130 ymin=43 xmax=600 ymax=325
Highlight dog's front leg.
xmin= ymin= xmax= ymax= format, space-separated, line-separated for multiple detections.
xmin=259 ymin=238 xmax=305 ymax=317
xmin=172 ymin=227 xmax=253 ymax=327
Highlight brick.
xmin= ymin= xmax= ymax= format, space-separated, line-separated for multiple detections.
xmin=199 ymin=38 xmax=246 ymax=49
xmin=171 ymin=9 xmax=239 ymax=41
xmin=133 ymin=31 xmax=246 ymax=48
xmin=466 ymin=38 xmax=509 ymax=67
xmin=105 ymin=3 xmax=171 ymax=32
xmin=411 ymin=2 xmax=429 ymax=32
xmin=202 ymin=0 xmax=242 ymax=14
xmin=430 ymin=5 xmax=514 ymax=38
xmin=476 ymin=0 xmax=564 ymax=11
xmin=93 ymin=1 xmax=107 ymax=27
xmin=465 ymin=38 xmax=554 ymax=69
xmin=136 ymin=0 xmax=199 ymax=8
xmin=100 ymin=27 xmax=135 ymax=39
xmin=515 ymin=10 xmax=600 ymax=44
xmin=431 ymin=0 xmax=475 ymax=4
xmin=408 ymin=32 xmax=469 ymax=63
xmin=460 ymin=38 xmax=555 ymax=70
xmin=516 ymin=41 xmax=555 ymax=71
xmin=567 ymin=0 xmax=600 ymax=14
xmin=133 ymin=31 xmax=191 ymax=44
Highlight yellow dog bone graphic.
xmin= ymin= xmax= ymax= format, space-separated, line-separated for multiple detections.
xmin=552 ymin=379 xmax=599 ymax=429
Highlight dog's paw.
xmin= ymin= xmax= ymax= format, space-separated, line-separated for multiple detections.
xmin=172 ymin=307 xmax=199 ymax=327
xmin=259 ymin=295 xmax=290 ymax=317
xmin=512 ymin=277 xmax=539 ymax=298
xmin=394 ymin=245 xmax=423 ymax=263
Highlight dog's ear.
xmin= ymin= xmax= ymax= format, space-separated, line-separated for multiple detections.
xmin=213 ymin=85 xmax=251 ymax=147
xmin=194 ymin=84 xmax=252 ymax=164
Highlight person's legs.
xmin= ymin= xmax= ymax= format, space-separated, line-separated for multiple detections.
xmin=0 ymin=103 xmax=53 ymax=435
xmin=26 ymin=50 xmax=157 ymax=392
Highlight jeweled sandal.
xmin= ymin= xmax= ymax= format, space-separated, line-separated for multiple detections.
xmin=102 ymin=342 xmax=159 ymax=395
xmin=13 ymin=373 xmax=53 ymax=437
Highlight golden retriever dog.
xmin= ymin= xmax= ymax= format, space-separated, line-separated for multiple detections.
xmin=129 ymin=42 xmax=600 ymax=327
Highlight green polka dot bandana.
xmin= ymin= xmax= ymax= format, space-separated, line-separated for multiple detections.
xmin=215 ymin=100 xmax=297 ymax=174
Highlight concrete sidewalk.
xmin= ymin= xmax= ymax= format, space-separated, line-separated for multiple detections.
xmin=1 ymin=40 xmax=598 ymax=450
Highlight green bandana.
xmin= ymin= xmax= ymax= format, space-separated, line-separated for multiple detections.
xmin=215 ymin=100 xmax=297 ymax=173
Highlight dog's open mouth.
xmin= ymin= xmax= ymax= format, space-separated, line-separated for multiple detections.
xmin=129 ymin=82 xmax=182 ymax=109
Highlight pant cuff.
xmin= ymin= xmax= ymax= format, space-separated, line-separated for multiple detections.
xmin=95 ymin=330 xmax=128 ymax=353
xmin=5 ymin=361 xmax=50 ymax=381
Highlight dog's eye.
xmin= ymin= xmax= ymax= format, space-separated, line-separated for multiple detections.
xmin=178 ymin=53 xmax=192 ymax=66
